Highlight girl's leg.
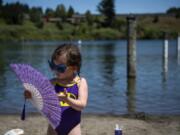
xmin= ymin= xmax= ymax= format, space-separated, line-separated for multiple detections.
xmin=68 ymin=124 xmax=81 ymax=135
xmin=47 ymin=124 xmax=57 ymax=135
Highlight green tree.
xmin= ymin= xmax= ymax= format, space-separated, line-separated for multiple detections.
xmin=0 ymin=0 xmax=2 ymax=17
xmin=35 ymin=21 xmax=44 ymax=29
xmin=29 ymin=7 xmax=43 ymax=28
xmin=22 ymin=4 xmax=29 ymax=14
xmin=67 ymin=6 xmax=74 ymax=18
xmin=153 ymin=15 xmax=159 ymax=23
xmin=29 ymin=7 xmax=43 ymax=23
xmin=56 ymin=21 xmax=63 ymax=30
xmin=0 ymin=0 xmax=2 ymax=8
xmin=85 ymin=10 xmax=93 ymax=25
xmin=45 ymin=8 xmax=55 ymax=18
xmin=55 ymin=4 xmax=67 ymax=21
xmin=167 ymin=7 xmax=178 ymax=14
xmin=167 ymin=7 xmax=180 ymax=18
xmin=2 ymin=2 xmax=25 ymax=25
xmin=97 ymin=0 xmax=116 ymax=27
xmin=112 ymin=18 xmax=126 ymax=31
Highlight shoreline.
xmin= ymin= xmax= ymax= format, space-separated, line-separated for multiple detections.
xmin=0 ymin=113 xmax=180 ymax=135
xmin=1 ymin=111 xmax=180 ymax=118
xmin=0 ymin=38 xmax=178 ymax=43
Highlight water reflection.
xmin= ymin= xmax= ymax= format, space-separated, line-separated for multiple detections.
xmin=0 ymin=40 xmax=180 ymax=115
xmin=162 ymin=59 xmax=168 ymax=82
xmin=177 ymin=55 xmax=180 ymax=65
xmin=177 ymin=36 xmax=180 ymax=65
xmin=99 ymin=44 xmax=116 ymax=86
xmin=0 ymin=44 xmax=25 ymax=100
xmin=127 ymin=78 xmax=136 ymax=113
xmin=0 ymin=45 xmax=6 ymax=100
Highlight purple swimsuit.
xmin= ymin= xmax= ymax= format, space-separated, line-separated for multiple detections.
xmin=54 ymin=77 xmax=81 ymax=135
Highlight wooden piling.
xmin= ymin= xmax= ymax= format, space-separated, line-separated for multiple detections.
xmin=127 ymin=15 xmax=136 ymax=78
xmin=127 ymin=78 xmax=136 ymax=113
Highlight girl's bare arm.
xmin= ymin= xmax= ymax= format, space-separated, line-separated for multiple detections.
xmin=59 ymin=77 xmax=88 ymax=111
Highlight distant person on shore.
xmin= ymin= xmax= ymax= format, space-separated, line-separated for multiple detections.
xmin=24 ymin=44 xmax=88 ymax=135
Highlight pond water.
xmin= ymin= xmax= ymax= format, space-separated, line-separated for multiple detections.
xmin=0 ymin=40 xmax=180 ymax=115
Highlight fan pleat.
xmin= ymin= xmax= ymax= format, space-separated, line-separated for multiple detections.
xmin=10 ymin=64 xmax=61 ymax=129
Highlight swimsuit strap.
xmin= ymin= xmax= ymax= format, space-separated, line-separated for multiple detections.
xmin=53 ymin=76 xmax=81 ymax=88
xmin=73 ymin=76 xmax=81 ymax=88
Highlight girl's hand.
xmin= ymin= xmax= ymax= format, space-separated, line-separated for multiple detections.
xmin=24 ymin=90 xmax=32 ymax=99
xmin=58 ymin=88 xmax=68 ymax=101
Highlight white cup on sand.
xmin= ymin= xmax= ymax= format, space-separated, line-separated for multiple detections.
xmin=4 ymin=128 xmax=24 ymax=135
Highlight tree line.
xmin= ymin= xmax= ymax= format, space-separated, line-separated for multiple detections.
xmin=167 ymin=7 xmax=180 ymax=18
xmin=0 ymin=0 xmax=179 ymax=41
xmin=0 ymin=0 xmax=75 ymax=25
xmin=0 ymin=0 xmax=179 ymax=27
xmin=0 ymin=0 xmax=117 ymax=27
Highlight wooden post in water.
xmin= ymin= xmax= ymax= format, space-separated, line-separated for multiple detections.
xmin=177 ymin=33 xmax=180 ymax=60
xmin=127 ymin=15 xmax=136 ymax=78
xmin=127 ymin=78 xmax=136 ymax=113
xmin=162 ymin=33 xmax=168 ymax=81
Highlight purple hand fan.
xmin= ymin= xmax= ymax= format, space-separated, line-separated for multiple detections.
xmin=10 ymin=64 xmax=61 ymax=129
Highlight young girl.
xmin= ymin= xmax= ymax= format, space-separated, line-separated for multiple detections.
xmin=24 ymin=44 xmax=88 ymax=135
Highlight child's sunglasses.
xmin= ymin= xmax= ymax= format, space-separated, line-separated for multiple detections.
xmin=48 ymin=60 xmax=67 ymax=73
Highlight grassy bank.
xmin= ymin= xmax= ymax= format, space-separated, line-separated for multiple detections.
xmin=0 ymin=15 xmax=180 ymax=41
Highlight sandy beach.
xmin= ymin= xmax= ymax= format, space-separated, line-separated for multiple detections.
xmin=0 ymin=113 xmax=180 ymax=135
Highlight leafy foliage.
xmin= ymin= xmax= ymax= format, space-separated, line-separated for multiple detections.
xmin=67 ymin=6 xmax=74 ymax=18
xmin=45 ymin=8 xmax=55 ymax=18
xmin=85 ymin=10 xmax=94 ymax=26
xmin=167 ymin=7 xmax=180 ymax=18
xmin=55 ymin=4 xmax=67 ymax=22
xmin=2 ymin=2 xmax=28 ymax=25
xmin=0 ymin=0 xmax=179 ymax=41
xmin=97 ymin=0 xmax=116 ymax=27
xmin=29 ymin=7 xmax=43 ymax=23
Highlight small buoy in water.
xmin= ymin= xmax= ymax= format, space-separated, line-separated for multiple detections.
xmin=4 ymin=128 xmax=24 ymax=135
xmin=78 ymin=40 xmax=82 ymax=45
